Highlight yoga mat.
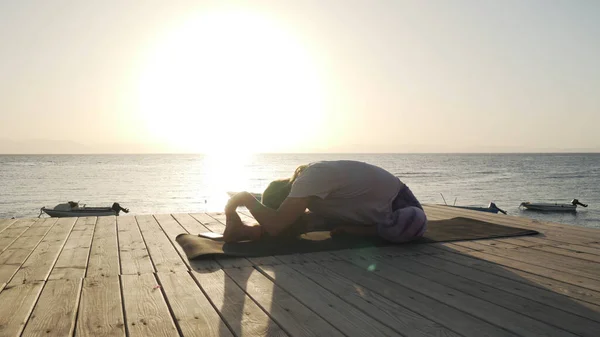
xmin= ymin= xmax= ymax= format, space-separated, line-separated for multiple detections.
xmin=176 ymin=217 xmax=538 ymax=259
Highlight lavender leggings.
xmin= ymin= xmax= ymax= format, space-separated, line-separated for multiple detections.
xmin=377 ymin=185 xmax=427 ymax=243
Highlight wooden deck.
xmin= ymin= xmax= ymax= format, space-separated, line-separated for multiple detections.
xmin=0 ymin=205 xmax=599 ymax=337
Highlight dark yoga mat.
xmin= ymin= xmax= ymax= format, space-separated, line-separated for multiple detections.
xmin=176 ymin=217 xmax=538 ymax=259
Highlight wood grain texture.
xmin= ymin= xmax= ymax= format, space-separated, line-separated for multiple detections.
xmin=135 ymin=215 xmax=187 ymax=273
xmin=413 ymin=253 xmax=600 ymax=323
xmin=172 ymin=213 xmax=210 ymax=235
xmin=191 ymin=268 xmax=288 ymax=337
xmin=87 ymin=216 xmax=120 ymax=278
xmin=284 ymin=262 xmax=461 ymax=337
xmin=258 ymin=264 xmax=401 ymax=337
xmin=76 ymin=276 xmax=125 ymax=337
xmin=348 ymin=255 xmax=579 ymax=337
xmin=190 ymin=213 xmax=227 ymax=234
xmin=8 ymin=217 xmax=76 ymax=284
xmin=49 ymin=216 xmax=96 ymax=280
xmin=320 ymin=260 xmax=513 ymax=337
xmin=433 ymin=249 xmax=600 ymax=306
xmin=121 ymin=273 xmax=180 ymax=337
xmin=117 ymin=216 xmax=154 ymax=275
xmin=452 ymin=241 xmax=600 ymax=281
xmin=385 ymin=255 xmax=600 ymax=336
xmin=0 ymin=218 xmax=18 ymax=235
xmin=157 ymin=271 xmax=233 ymax=337
xmin=21 ymin=278 xmax=82 ymax=337
xmin=226 ymin=266 xmax=344 ymax=337
xmin=0 ymin=281 xmax=44 ymax=337
xmin=455 ymin=248 xmax=600 ymax=292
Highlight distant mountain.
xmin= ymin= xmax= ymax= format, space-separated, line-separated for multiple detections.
xmin=0 ymin=139 xmax=91 ymax=154
xmin=0 ymin=138 xmax=176 ymax=154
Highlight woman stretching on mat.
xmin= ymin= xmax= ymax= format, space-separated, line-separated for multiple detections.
xmin=224 ymin=160 xmax=427 ymax=243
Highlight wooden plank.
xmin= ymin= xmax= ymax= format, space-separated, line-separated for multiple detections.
xmin=526 ymin=244 xmax=600 ymax=263
xmin=0 ymin=218 xmax=18 ymax=235
xmin=157 ymin=271 xmax=233 ymax=337
xmin=343 ymin=250 xmax=585 ymax=337
xmin=553 ymin=243 xmax=600 ymax=256
xmin=433 ymin=250 xmax=600 ymax=306
xmin=386 ymin=255 xmax=600 ymax=336
xmin=190 ymin=213 xmax=227 ymax=234
xmin=0 ymin=227 xmax=34 ymax=254
xmin=414 ymin=253 xmax=600 ymax=323
xmin=121 ymin=273 xmax=179 ymax=337
xmin=0 ymin=281 xmax=44 ymax=337
xmin=452 ymin=241 xmax=600 ymax=281
xmin=247 ymin=256 xmax=282 ymax=266
xmin=0 ymin=219 xmax=54 ymax=267
xmin=447 ymin=246 xmax=600 ymax=293
xmin=87 ymin=216 xmax=120 ymax=278
xmin=320 ymin=260 xmax=513 ymax=337
xmin=259 ymin=265 xmax=404 ymax=336
xmin=49 ymin=216 xmax=96 ymax=280
xmin=287 ymin=262 xmax=462 ymax=337
xmin=117 ymin=216 xmax=154 ymax=275
xmin=425 ymin=205 xmax=600 ymax=242
xmin=587 ymin=242 xmax=600 ymax=249
xmin=154 ymin=214 xmax=220 ymax=271
xmin=8 ymin=217 xmax=77 ymax=284
xmin=190 ymin=268 xmax=288 ymax=336
xmin=76 ymin=276 xmax=125 ymax=337
xmin=225 ymin=266 xmax=342 ymax=337
xmin=171 ymin=213 xmax=209 ymax=235
xmin=424 ymin=206 xmax=593 ymax=244
xmin=135 ymin=215 xmax=187 ymax=273
xmin=425 ymin=204 xmax=600 ymax=235
xmin=21 ymin=278 xmax=82 ymax=337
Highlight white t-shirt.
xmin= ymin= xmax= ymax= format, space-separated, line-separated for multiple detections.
xmin=288 ymin=160 xmax=404 ymax=226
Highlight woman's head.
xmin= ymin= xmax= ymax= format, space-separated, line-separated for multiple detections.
xmin=261 ymin=179 xmax=292 ymax=209
xmin=261 ymin=164 xmax=308 ymax=209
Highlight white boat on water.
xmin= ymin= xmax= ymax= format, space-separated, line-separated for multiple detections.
xmin=519 ymin=199 xmax=588 ymax=212
xmin=40 ymin=201 xmax=129 ymax=218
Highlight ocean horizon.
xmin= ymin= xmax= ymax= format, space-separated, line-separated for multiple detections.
xmin=1 ymin=153 xmax=598 ymax=228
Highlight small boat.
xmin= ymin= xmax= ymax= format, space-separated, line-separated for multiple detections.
xmin=449 ymin=202 xmax=507 ymax=214
xmin=519 ymin=199 xmax=588 ymax=212
xmin=40 ymin=201 xmax=129 ymax=218
xmin=227 ymin=192 xmax=263 ymax=200
xmin=439 ymin=194 xmax=507 ymax=214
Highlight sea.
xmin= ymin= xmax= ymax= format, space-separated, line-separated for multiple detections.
xmin=0 ymin=153 xmax=598 ymax=228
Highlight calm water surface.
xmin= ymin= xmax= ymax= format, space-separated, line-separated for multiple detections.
xmin=1 ymin=153 xmax=598 ymax=228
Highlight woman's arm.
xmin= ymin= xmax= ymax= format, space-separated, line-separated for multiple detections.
xmin=227 ymin=192 xmax=309 ymax=236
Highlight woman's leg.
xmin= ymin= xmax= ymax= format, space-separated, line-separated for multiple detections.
xmin=223 ymin=211 xmax=261 ymax=242
xmin=377 ymin=206 xmax=427 ymax=243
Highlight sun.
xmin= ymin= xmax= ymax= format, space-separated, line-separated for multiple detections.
xmin=137 ymin=9 xmax=325 ymax=154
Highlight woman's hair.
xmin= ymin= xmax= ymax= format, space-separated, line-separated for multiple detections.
xmin=261 ymin=164 xmax=308 ymax=209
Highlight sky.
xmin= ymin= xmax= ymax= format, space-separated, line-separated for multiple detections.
xmin=1 ymin=0 xmax=599 ymax=154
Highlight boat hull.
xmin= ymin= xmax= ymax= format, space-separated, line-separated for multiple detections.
xmin=520 ymin=203 xmax=577 ymax=212
xmin=42 ymin=208 xmax=117 ymax=217
xmin=449 ymin=205 xmax=501 ymax=214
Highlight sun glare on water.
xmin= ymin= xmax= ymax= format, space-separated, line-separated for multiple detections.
xmin=138 ymin=9 xmax=325 ymax=154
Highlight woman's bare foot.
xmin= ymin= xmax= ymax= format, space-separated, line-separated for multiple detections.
xmin=223 ymin=212 xmax=246 ymax=243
